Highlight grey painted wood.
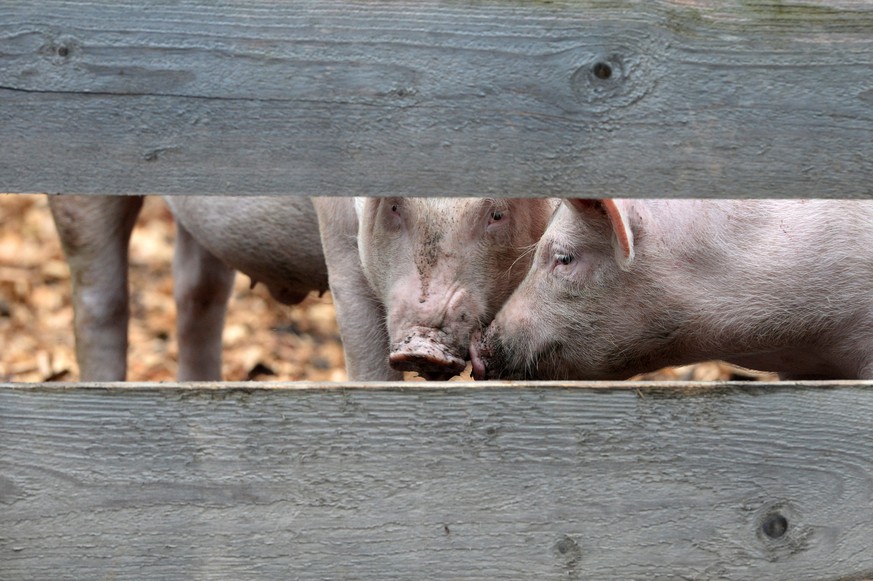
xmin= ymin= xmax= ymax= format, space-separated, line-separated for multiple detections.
xmin=2 ymin=381 xmax=873 ymax=580
xmin=2 ymin=1 xmax=872 ymax=198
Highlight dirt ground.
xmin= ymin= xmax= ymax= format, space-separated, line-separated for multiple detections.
xmin=1 ymin=194 xmax=345 ymax=382
xmin=0 ymin=194 xmax=776 ymax=383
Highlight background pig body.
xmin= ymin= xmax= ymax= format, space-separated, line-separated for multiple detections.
xmin=315 ymin=197 xmax=557 ymax=380
xmin=473 ymin=199 xmax=873 ymax=381
xmin=49 ymin=195 xmax=327 ymax=381
xmin=164 ymin=197 xmax=327 ymax=307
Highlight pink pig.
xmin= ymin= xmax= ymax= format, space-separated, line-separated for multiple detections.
xmin=316 ymin=197 xmax=556 ymax=380
xmin=472 ymin=199 xmax=873 ymax=381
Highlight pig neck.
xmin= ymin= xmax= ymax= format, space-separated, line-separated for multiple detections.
xmin=639 ymin=200 xmax=872 ymax=378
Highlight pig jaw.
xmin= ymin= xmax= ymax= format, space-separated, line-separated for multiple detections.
xmin=470 ymin=312 xmax=555 ymax=381
xmin=470 ymin=296 xmax=548 ymax=381
xmin=472 ymin=317 xmax=618 ymax=381
xmin=470 ymin=323 xmax=566 ymax=381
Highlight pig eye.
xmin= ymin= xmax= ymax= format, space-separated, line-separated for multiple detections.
xmin=487 ymin=209 xmax=507 ymax=230
xmin=556 ymin=253 xmax=573 ymax=266
xmin=391 ymin=204 xmax=399 ymax=213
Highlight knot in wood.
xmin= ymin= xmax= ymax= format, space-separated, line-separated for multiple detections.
xmin=39 ymin=34 xmax=80 ymax=63
xmin=553 ymin=534 xmax=582 ymax=567
xmin=568 ymin=30 xmax=665 ymax=115
xmin=762 ymin=512 xmax=788 ymax=539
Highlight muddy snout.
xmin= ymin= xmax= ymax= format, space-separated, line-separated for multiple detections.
xmin=389 ymin=327 xmax=468 ymax=380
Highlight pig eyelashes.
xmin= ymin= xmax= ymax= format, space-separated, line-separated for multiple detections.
xmin=548 ymin=247 xmax=593 ymax=282
xmin=556 ymin=253 xmax=573 ymax=266
xmin=485 ymin=207 xmax=511 ymax=233
xmin=544 ymin=245 xmax=575 ymax=273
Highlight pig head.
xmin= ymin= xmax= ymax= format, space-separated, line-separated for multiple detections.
xmin=473 ymin=199 xmax=873 ymax=381
xmin=354 ymin=197 xmax=556 ymax=380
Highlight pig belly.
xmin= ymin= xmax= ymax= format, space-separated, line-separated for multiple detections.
xmin=166 ymin=196 xmax=328 ymax=305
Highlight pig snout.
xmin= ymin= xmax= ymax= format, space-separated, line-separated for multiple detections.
xmin=389 ymin=326 xmax=468 ymax=380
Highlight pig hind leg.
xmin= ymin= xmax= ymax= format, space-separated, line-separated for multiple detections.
xmin=173 ymin=222 xmax=236 ymax=381
xmin=48 ymin=195 xmax=144 ymax=381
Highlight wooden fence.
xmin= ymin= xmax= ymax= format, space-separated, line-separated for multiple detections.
xmin=3 ymin=0 xmax=872 ymax=198
xmin=3 ymin=1 xmax=873 ymax=579
xmin=2 ymin=381 xmax=873 ymax=579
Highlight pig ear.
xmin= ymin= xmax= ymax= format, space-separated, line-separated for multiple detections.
xmin=567 ymin=199 xmax=635 ymax=270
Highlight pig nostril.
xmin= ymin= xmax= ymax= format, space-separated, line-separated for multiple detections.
xmin=592 ymin=62 xmax=612 ymax=80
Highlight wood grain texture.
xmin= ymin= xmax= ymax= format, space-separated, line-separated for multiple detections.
xmin=1 ymin=1 xmax=872 ymax=197
xmin=2 ymin=381 xmax=873 ymax=579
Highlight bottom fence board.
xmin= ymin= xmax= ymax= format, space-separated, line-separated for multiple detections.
xmin=1 ymin=382 xmax=872 ymax=580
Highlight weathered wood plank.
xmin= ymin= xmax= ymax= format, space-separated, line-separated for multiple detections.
xmin=2 ymin=381 xmax=873 ymax=579
xmin=2 ymin=1 xmax=872 ymax=197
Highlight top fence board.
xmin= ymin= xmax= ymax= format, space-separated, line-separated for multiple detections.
xmin=1 ymin=0 xmax=873 ymax=198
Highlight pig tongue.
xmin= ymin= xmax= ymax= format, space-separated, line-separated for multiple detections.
xmin=469 ymin=331 xmax=488 ymax=381
xmin=389 ymin=331 xmax=467 ymax=379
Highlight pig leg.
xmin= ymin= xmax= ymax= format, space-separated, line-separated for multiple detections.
xmin=314 ymin=198 xmax=402 ymax=381
xmin=48 ymin=194 xmax=144 ymax=381
xmin=172 ymin=221 xmax=236 ymax=381
xmin=328 ymin=261 xmax=401 ymax=381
